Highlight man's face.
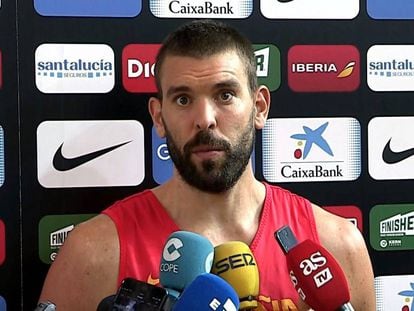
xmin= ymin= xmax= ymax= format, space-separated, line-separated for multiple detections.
xmin=157 ymin=51 xmax=257 ymax=193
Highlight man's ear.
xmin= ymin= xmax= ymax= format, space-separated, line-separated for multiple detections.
xmin=148 ymin=96 xmax=166 ymax=138
xmin=254 ymin=85 xmax=271 ymax=130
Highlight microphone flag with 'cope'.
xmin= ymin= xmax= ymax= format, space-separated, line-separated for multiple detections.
xmin=160 ymin=230 xmax=214 ymax=294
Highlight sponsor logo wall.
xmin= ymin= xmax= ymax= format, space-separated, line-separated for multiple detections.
xmin=375 ymin=275 xmax=414 ymax=310
xmin=0 ymin=0 xmax=410 ymax=309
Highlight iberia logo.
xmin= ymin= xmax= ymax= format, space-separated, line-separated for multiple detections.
xmin=288 ymin=45 xmax=360 ymax=92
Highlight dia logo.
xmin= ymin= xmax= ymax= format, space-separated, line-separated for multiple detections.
xmin=122 ymin=44 xmax=160 ymax=93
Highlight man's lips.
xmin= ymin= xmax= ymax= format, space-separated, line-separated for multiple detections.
xmin=191 ymin=145 xmax=224 ymax=160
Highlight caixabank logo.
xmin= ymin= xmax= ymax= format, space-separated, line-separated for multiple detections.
xmin=35 ymin=44 xmax=114 ymax=94
xmin=122 ymin=44 xmax=160 ymax=93
xmin=262 ymin=117 xmax=361 ymax=183
xmin=34 ymin=0 xmax=141 ymax=17
xmin=375 ymin=275 xmax=414 ymax=310
xmin=37 ymin=120 xmax=145 ymax=188
xmin=260 ymin=0 xmax=359 ymax=19
xmin=150 ymin=0 xmax=252 ymax=18
xmin=367 ymin=45 xmax=414 ymax=91
xmin=370 ymin=204 xmax=414 ymax=251
xmin=39 ymin=214 xmax=96 ymax=264
xmin=0 ymin=125 xmax=4 ymax=187
xmin=288 ymin=45 xmax=360 ymax=92
xmin=368 ymin=117 xmax=414 ymax=180
xmin=368 ymin=0 xmax=414 ymax=19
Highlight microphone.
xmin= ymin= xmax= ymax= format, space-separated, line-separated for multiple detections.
xmin=159 ymin=230 xmax=214 ymax=297
xmin=96 ymin=278 xmax=171 ymax=311
xmin=34 ymin=301 xmax=56 ymax=311
xmin=211 ymin=241 xmax=259 ymax=310
xmin=96 ymin=295 xmax=116 ymax=311
xmin=275 ymin=225 xmax=355 ymax=311
xmin=172 ymin=273 xmax=239 ymax=311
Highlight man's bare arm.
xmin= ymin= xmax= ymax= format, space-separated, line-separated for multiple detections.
xmin=313 ymin=204 xmax=376 ymax=310
xmin=38 ymin=215 xmax=119 ymax=311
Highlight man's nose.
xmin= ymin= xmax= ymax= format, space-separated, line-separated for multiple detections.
xmin=194 ymin=98 xmax=217 ymax=130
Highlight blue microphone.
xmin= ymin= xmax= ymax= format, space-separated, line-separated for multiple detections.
xmin=159 ymin=230 xmax=214 ymax=298
xmin=172 ymin=273 xmax=239 ymax=311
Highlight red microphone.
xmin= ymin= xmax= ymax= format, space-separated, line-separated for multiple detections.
xmin=275 ymin=226 xmax=354 ymax=311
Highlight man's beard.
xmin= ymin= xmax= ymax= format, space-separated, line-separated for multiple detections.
xmin=164 ymin=116 xmax=255 ymax=193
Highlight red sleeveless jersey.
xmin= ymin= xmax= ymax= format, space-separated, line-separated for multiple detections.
xmin=102 ymin=183 xmax=319 ymax=311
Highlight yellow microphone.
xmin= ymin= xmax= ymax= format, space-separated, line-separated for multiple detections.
xmin=211 ymin=241 xmax=259 ymax=310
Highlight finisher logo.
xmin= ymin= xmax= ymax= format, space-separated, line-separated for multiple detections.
xmin=368 ymin=117 xmax=414 ymax=180
xmin=367 ymin=45 xmax=414 ymax=91
xmin=370 ymin=204 xmax=414 ymax=251
xmin=262 ymin=117 xmax=361 ymax=183
xmin=38 ymin=214 xmax=96 ymax=264
xmin=253 ymin=44 xmax=281 ymax=92
xmin=35 ymin=44 xmax=114 ymax=94
xmin=288 ymin=45 xmax=360 ymax=92
xmin=150 ymin=0 xmax=252 ymax=18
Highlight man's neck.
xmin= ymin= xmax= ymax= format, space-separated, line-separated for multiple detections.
xmin=151 ymin=172 xmax=266 ymax=246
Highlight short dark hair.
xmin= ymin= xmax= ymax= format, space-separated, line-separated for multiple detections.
xmin=154 ymin=20 xmax=258 ymax=98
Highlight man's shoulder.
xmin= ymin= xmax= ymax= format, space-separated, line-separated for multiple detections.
xmin=312 ymin=204 xmax=364 ymax=254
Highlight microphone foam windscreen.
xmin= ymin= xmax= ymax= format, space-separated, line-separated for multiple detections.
xmin=172 ymin=273 xmax=239 ymax=311
xmin=211 ymin=241 xmax=259 ymax=309
xmin=160 ymin=230 xmax=214 ymax=292
xmin=286 ymin=239 xmax=351 ymax=311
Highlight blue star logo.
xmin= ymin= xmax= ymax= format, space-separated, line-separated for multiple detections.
xmin=399 ymin=282 xmax=414 ymax=311
xmin=290 ymin=122 xmax=334 ymax=159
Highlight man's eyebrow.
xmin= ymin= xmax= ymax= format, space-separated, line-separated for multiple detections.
xmin=166 ymin=85 xmax=191 ymax=98
xmin=214 ymin=79 xmax=241 ymax=90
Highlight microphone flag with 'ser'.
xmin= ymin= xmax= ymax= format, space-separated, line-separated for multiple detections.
xmin=211 ymin=241 xmax=259 ymax=310
xmin=275 ymin=225 xmax=355 ymax=311
xmin=172 ymin=273 xmax=239 ymax=311
xmin=159 ymin=230 xmax=214 ymax=297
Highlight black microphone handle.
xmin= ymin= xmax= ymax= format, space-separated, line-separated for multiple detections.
xmin=96 ymin=294 xmax=116 ymax=311
xmin=336 ymin=302 xmax=355 ymax=311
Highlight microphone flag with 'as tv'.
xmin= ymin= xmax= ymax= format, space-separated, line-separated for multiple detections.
xmin=275 ymin=225 xmax=354 ymax=311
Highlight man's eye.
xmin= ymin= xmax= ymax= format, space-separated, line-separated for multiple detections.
xmin=219 ymin=92 xmax=234 ymax=102
xmin=176 ymin=96 xmax=190 ymax=106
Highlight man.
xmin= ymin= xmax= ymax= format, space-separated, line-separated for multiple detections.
xmin=38 ymin=20 xmax=375 ymax=310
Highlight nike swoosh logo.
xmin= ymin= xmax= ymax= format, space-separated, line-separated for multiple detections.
xmin=53 ymin=141 xmax=132 ymax=171
xmin=382 ymin=138 xmax=414 ymax=164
